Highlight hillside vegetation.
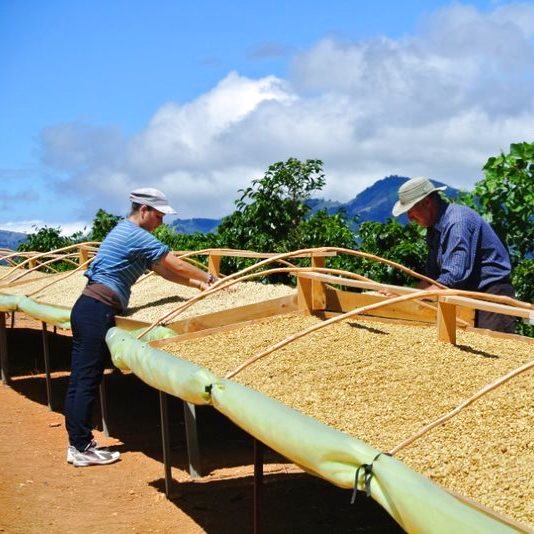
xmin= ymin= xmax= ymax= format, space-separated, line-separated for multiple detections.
xmin=11 ymin=142 xmax=534 ymax=335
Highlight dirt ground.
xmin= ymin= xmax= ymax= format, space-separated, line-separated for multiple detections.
xmin=0 ymin=315 xmax=402 ymax=534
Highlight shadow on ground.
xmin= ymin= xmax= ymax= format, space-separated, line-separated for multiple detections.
xmin=150 ymin=473 xmax=403 ymax=533
xmin=4 ymin=322 xmax=404 ymax=533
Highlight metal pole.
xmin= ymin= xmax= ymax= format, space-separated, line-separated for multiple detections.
xmin=159 ymin=391 xmax=172 ymax=497
xmin=41 ymin=322 xmax=53 ymax=410
xmin=183 ymin=401 xmax=202 ymax=478
xmin=99 ymin=379 xmax=110 ymax=437
xmin=253 ymin=438 xmax=264 ymax=534
xmin=0 ymin=312 xmax=9 ymax=385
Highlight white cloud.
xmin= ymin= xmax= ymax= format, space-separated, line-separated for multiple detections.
xmin=32 ymin=3 xmax=534 ymax=220
xmin=0 ymin=220 xmax=89 ymax=236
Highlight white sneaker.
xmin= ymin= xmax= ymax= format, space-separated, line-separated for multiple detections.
xmin=66 ymin=439 xmax=97 ymax=463
xmin=66 ymin=445 xmax=76 ymax=464
xmin=69 ymin=442 xmax=120 ymax=467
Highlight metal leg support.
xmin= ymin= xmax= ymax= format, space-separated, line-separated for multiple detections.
xmin=41 ymin=322 xmax=53 ymax=410
xmin=183 ymin=401 xmax=202 ymax=478
xmin=99 ymin=378 xmax=110 ymax=437
xmin=159 ymin=391 xmax=172 ymax=497
xmin=254 ymin=439 xmax=264 ymax=534
xmin=0 ymin=312 xmax=9 ymax=385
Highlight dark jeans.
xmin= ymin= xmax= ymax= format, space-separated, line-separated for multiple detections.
xmin=65 ymin=295 xmax=118 ymax=451
xmin=476 ymin=280 xmax=516 ymax=333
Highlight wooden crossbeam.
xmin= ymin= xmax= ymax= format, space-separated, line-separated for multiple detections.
xmin=440 ymin=295 xmax=533 ymax=320
xmin=172 ymin=250 xmax=337 ymax=259
xmin=298 ymin=271 xmax=418 ymax=295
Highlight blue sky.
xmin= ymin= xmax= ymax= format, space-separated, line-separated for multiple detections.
xmin=1 ymin=0 xmax=533 ymax=234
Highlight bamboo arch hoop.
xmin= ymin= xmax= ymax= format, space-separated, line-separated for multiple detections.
xmin=388 ymin=359 xmax=534 ymax=456
xmin=224 ymin=286 xmax=532 ymax=379
xmin=136 ymin=246 xmax=438 ymax=339
xmin=0 ymin=242 xmax=100 ymax=284
xmin=136 ymin=246 xmax=532 ymax=341
xmin=137 ymin=262 xmax=449 ymax=342
xmin=26 ymin=257 xmax=94 ymax=298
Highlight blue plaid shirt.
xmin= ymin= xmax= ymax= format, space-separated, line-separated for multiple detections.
xmin=425 ymin=201 xmax=511 ymax=290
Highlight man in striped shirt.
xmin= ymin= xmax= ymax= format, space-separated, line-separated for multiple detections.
xmin=392 ymin=177 xmax=516 ymax=333
xmin=65 ymin=188 xmax=216 ymax=467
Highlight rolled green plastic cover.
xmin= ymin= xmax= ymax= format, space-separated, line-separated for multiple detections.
xmin=107 ymin=326 xmax=519 ymax=533
xmin=0 ymin=294 xmax=71 ymax=328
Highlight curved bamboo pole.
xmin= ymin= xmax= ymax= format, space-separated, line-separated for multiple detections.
xmin=26 ymin=257 xmax=94 ymax=298
xmin=9 ymin=253 xmax=85 ymax=283
xmin=0 ymin=256 xmax=19 ymax=267
xmin=0 ymin=252 xmax=36 ymax=280
xmin=135 ymin=266 xmax=304 ymax=340
xmin=389 ymin=360 xmax=534 ymax=456
xmin=136 ymin=260 xmax=443 ymax=341
xmin=224 ymin=286 xmax=531 ymax=379
xmin=323 ymin=247 xmax=533 ymax=310
xmin=134 ymin=248 xmax=334 ymax=339
xmin=302 ymin=266 xmax=470 ymax=328
xmin=137 ymin=246 xmax=531 ymax=340
xmin=134 ymin=249 xmax=235 ymax=286
xmin=0 ymin=242 xmax=100 ymax=283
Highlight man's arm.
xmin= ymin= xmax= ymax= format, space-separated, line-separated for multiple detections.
xmin=152 ymin=253 xmax=214 ymax=290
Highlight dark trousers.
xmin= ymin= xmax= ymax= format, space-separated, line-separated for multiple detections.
xmin=65 ymin=295 xmax=118 ymax=451
xmin=476 ymin=280 xmax=516 ymax=333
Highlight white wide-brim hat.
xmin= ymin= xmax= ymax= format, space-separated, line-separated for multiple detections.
xmin=392 ymin=177 xmax=446 ymax=217
xmin=129 ymin=187 xmax=177 ymax=215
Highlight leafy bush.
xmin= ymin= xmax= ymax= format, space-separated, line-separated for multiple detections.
xmin=512 ymin=258 xmax=534 ymax=337
xmin=17 ymin=226 xmax=85 ymax=272
xmin=89 ymin=209 xmax=122 ymax=241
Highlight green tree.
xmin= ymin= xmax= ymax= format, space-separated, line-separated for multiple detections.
xmin=216 ymin=158 xmax=360 ymax=280
xmin=512 ymin=259 xmax=534 ymax=336
xmin=460 ymin=142 xmax=534 ymax=261
xmin=289 ymin=209 xmax=357 ymax=251
xmin=18 ymin=226 xmax=74 ymax=253
xmin=217 ymin=158 xmax=325 ymax=252
xmin=16 ymin=226 xmax=83 ymax=272
xmin=458 ymin=142 xmax=534 ymax=335
xmin=153 ymin=223 xmax=218 ymax=253
xmin=355 ymin=219 xmax=427 ymax=286
xmin=89 ymin=209 xmax=123 ymax=241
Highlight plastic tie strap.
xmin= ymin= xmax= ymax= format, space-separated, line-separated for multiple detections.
xmin=350 ymin=452 xmax=391 ymax=504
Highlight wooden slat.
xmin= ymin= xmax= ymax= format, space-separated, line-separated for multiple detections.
xmin=207 ymin=254 xmax=222 ymax=277
xmin=299 ymin=271 xmax=417 ymax=295
xmin=301 ymin=272 xmax=476 ymax=325
xmin=134 ymin=293 xmax=298 ymax=340
xmin=311 ymin=256 xmax=326 ymax=310
xmin=297 ymin=276 xmax=313 ymax=313
xmin=437 ymin=301 xmax=456 ymax=344
xmin=325 ymin=286 xmax=438 ymax=323
xmin=172 ymin=250 xmax=337 ymax=259
xmin=115 ymin=316 xmax=152 ymax=330
xmin=149 ymin=315 xmax=282 ymax=347
xmin=441 ymin=296 xmax=533 ymax=319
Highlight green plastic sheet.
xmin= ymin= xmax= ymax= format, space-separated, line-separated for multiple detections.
xmin=0 ymin=294 xmax=71 ymax=328
xmin=106 ymin=326 xmax=521 ymax=533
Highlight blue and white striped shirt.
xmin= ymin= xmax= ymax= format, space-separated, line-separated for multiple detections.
xmin=85 ymin=219 xmax=169 ymax=310
xmin=426 ymin=202 xmax=512 ymax=290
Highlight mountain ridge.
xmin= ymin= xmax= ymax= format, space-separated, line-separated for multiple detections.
xmin=0 ymin=176 xmax=460 ymax=248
